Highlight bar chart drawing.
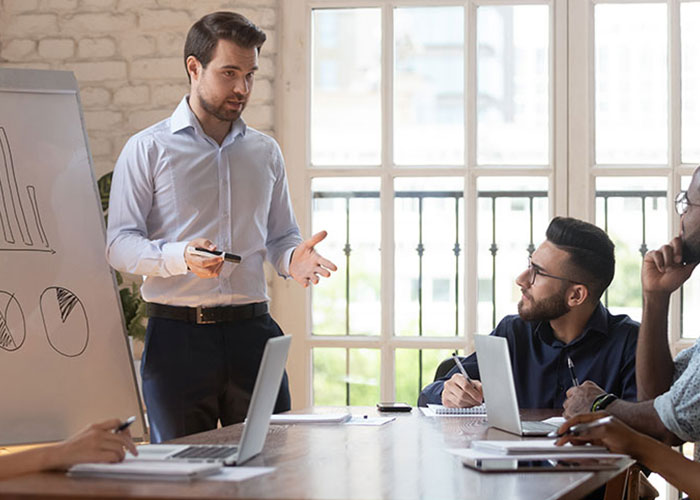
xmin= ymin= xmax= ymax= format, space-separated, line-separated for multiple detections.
xmin=0 ymin=127 xmax=53 ymax=253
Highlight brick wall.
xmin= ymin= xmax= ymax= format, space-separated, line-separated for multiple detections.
xmin=0 ymin=0 xmax=280 ymax=179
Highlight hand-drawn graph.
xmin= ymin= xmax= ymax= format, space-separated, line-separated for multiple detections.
xmin=0 ymin=291 xmax=26 ymax=352
xmin=0 ymin=127 xmax=53 ymax=253
xmin=40 ymin=287 xmax=89 ymax=357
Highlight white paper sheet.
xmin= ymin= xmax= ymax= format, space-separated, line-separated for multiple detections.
xmin=203 ymin=467 xmax=275 ymax=482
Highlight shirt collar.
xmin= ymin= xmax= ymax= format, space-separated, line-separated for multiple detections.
xmin=169 ymin=95 xmax=248 ymax=142
xmin=534 ymin=301 xmax=608 ymax=347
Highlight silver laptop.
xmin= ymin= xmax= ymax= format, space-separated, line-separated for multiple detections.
xmin=132 ymin=335 xmax=291 ymax=465
xmin=474 ymin=335 xmax=558 ymax=437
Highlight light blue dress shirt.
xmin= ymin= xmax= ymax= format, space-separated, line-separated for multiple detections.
xmin=654 ymin=339 xmax=700 ymax=442
xmin=106 ymin=97 xmax=302 ymax=307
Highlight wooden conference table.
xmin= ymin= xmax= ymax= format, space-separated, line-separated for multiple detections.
xmin=0 ymin=408 xmax=633 ymax=500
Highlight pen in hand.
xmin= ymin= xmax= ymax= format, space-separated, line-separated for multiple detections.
xmin=547 ymin=415 xmax=614 ymax=438
xmin=114 ymin=416 xmax=136 ymax=434
xmin=452 ymin=355 xmax=472 ymax=382
xmin=567 ymin=356 xmax=580 ymax=387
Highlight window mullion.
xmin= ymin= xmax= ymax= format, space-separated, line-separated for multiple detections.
xmin=380 ymin=2 xmax=395 ymax=402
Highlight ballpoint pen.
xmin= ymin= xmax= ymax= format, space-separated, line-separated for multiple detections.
xmin=567 ymin=356 xmax=580 ymax=387
xmin=547 ymin=415 xmax=614 ymax=438
xmin=452 ymin=355 xmax=472 ymax=382
xmin=114 ymin=416 xmax=136 ymax=433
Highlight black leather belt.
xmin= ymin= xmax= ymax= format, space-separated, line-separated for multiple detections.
xmin=146 ymin=302 xmax=268 ymax=325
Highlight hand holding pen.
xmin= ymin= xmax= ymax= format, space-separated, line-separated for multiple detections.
xmin=441 ymin=355 xmax=484 ymax=408
xmin=552 ymin=413 xmax=651 ymax=460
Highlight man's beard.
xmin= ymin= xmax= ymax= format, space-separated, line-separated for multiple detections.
xmin=196 ymin=90 xmax=243 ymax=122
xmin=517 ymin=288 xmax=571 ymax=322
xmin=682 ymin=221 xmax=700 ymax=264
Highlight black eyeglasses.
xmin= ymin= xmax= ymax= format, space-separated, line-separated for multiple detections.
xmin=675 ymin=191 xmax=700 ymax=216
xmin=527 ymin=257 xmax=586 ymax=286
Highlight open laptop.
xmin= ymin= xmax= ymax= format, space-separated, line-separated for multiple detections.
xmin=474 ymin=335 xmax=558 ymax=437
xmin=132 ymin=335 xmax=291 ymax=465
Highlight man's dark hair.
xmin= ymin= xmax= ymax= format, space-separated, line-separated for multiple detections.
xmin=545 ymin=216 xmax=615 ymax=301
xmin=184 ymin=11 xmax=266 ymax=82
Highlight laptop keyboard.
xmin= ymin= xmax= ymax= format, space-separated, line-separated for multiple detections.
xmin=522 ymin=421 xmax=558 ymax=432
xmin=170 ymin=445 xmax=238 ymax=460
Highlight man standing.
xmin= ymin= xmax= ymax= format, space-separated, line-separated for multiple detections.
xmin=107 ymin=12 xmax=336 ymax=442
xmin=563 ymin=167 xmax=700 ymax=446
xmin=419 ymin=217 xmax=638 ymax=409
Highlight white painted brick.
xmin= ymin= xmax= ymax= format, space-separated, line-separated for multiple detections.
xmin=119 ymin=35 xmax=157 ymax=59
xmin=3 ymin=14 xmax=58 ymax=36
xmin=62 ymin=12 xmax=137 ymax=33
xmin=3 ymin=0 xmax=40 ymax=14
xmin=70 ymin=61 xmax=127 ymax=82
xmin=1 ymin=39 xmax=37 ymax=61
xmin=84 ymin=110 xmax=122 ymax=130
xmin=42 ymin=0 xmax=79 ymax=10
xmin=235 ymin=7 xmax=276 ymax=29
xmin=139 ymin=9 xmax=191 ymax=31
xmin=38 ymin=38 xmax=75 ymax=59
xmin=0 ymin=62 xmax=51 ymax=70
xmin=78 ymin=38 xmax=116 ymax=58
xmin=243 ymin=104 xmax=273 ymax=130
xmin=152 ymin=83 xmax=188 ymax=107
xmin=88 ymin=136 xmax=112 ymax=156
xmin=251 ymin=78 xmax=272 ymax=104
xmin=155 ymin=32 xmax=186 ymax=57
xmin=130 ymin=57 xmax=183 ymax=80
xmin=257 ymin=55 xmax=274 ymax=79
xmin=117 ymin=0 xmax=158 ymax=9
xmin=91 ymin=157 xmax=116 ymax=179
xmin=114 ymin=85 xmax=149 ymax=106
xmin=80 ymin=0 xmax=117 ymax=10
xmin=80 ymin=86 xmax=111 ymax=107
xmin=127 ymin=108 xmax=170 ymax=130
xmin=261 ymin=30 xmax=276 ymax=55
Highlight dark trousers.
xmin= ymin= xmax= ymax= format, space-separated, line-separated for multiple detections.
xmin=141 ymin=313 xmax=291 ymax=443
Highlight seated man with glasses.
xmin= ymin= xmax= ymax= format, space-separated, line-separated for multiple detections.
xmin=418 ymin=216 xmax=639 ymax=409
xmin=563 ymin=170 xmax=700 ymax=447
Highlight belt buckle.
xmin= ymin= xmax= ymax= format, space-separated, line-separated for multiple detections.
xmin=195 ymin=306 xmax=216 ymax=325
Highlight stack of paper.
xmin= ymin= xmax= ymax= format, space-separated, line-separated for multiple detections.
xmin=269 ymin=413 xmax=351 ymax=424
xmin=470 ymin=440 xmax=608 ymax=455
xmin=67 ymin=460 xmax=222 ymax=481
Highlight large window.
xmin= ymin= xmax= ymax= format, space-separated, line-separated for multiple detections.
xmin=278 ymin=0 xmax=698 ymax=410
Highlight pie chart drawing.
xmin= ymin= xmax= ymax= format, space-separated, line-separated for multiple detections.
xmin=0 ymin=291 xmax=25 ymax=352
xmin=40 ymin=287 xmax=89 ymax=357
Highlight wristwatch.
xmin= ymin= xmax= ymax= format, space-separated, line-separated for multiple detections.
xmin=590 ymin=393 xmax=618 ymax=412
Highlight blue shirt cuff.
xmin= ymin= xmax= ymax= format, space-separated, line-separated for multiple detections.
xmin=162 ymin=241 xmax=190 ymax=276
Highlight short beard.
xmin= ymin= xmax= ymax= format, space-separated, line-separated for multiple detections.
xmin=196 ymin=90 xmax=242 ymax=123
xmin=682 ymin=225 xmax=700 ymax=265
xmin=517 ymin=289 xmax=571 ymax=322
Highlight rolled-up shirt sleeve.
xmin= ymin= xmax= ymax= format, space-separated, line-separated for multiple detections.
xmin=653 ymin=342 xmax=700 ymax=442
xmin=106 ymin=135 xmax=188 ymax=278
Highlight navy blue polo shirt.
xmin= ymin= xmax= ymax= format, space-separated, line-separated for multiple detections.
xmin=418 ymin=303 xmax=639 ymax=408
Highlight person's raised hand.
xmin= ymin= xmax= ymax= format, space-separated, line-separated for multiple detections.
xmin=441 ymin=375 xmax=484 ymax=408
xmin=185 ymin=238 xmax=224 ymax=279
xmin=642 ymin=237 xmax=698 ymax=297
xmin=289 ymin=231 xmax=337 ymax=287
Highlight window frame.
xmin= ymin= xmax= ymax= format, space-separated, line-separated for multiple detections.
xmin=276 ymin=0 xmax=696 ymax=410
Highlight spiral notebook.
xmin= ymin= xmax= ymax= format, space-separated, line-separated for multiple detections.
xmin=424 ymin=404 xmax=487 ymax=416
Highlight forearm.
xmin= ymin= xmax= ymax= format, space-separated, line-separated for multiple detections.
xmin=634 ymin=439 xmax=700 ymax=499
xmin=106 ymin=233 xmax=188 ymax=278
xmin=607 ymin=399 xmax=682 ymax=445
xmin=637 ymin=293 xmax=675 ymax=400
xmin=0 ymin=445 xmax=58 ymax=480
